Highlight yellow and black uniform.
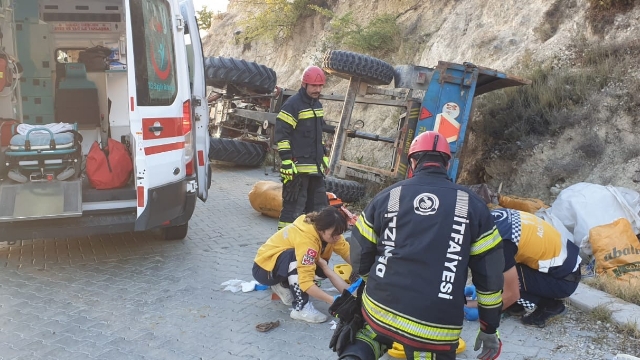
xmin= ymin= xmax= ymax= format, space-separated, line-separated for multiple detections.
xmin=252 ymin=215 xmax=350 ymax=310
xmin=491 ymin=209 xmax=581 ymax=309
xmin=275 ymin=87 xmax=329 ymax=230
xmin=345 ymin=166 xmax=504 ymax=360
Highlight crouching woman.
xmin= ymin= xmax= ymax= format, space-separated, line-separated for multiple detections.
xmin=252 ymin=206 xmax=351 ymax=323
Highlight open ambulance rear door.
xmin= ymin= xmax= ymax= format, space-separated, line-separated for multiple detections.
xmin=180 ymin=0 xmax=211 ymax=201
xmin=125 ymin=0 xmax=195 ymax=230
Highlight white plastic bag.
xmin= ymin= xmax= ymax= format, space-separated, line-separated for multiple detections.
xmin=221 ymin=279 xmax=244 ymax=293
xmin=545 ymin=183 xmax=640 ymax=256
xmin=221 ymin=279 xmax=260 ymax=293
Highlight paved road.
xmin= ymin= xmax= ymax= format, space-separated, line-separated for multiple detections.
xmin=0 ymin=165 xmax=633 ymax=360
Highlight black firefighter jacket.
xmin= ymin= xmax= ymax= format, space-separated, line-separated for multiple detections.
xmin=350 ymin=166 xmax=505 ymax=352
xmin=274 ymin=87 xmax=326 ymax=174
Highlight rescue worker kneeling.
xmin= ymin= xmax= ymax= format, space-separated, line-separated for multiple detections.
xmin=492 ymin=208 xmax=581 ymax=327
xmin=333 ymin=131 xmax=505 ymax=360
xmin=252 ymin=206 xmax=351 ymax=323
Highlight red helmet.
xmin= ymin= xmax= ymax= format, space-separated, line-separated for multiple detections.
xmin=407 ymin=131 xmax=451 ymax=177
xmin=302 ymin=66 xmax=326 ymax=85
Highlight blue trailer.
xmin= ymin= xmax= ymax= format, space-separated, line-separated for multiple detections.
xmin=397 ymin=61 xmax=531 ymax=181
xmin=322 ymin=51 xmax=531 ymax=184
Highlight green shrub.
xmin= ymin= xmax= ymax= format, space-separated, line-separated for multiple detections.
xmin=237 ymin=0 xmax=316 ymax=44
xmin=326 ymin=12 xmax=401 ymax=56
xmin=196 ymin=6 xmax=214 ymax=31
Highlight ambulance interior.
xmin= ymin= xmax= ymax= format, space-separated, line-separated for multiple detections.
xmin=0 ymin=0 xmax=136 ymax=220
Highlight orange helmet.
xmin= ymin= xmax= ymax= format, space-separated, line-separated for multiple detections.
xmin=302 ymin=66 xmax=326 ymax=85
xmin=407 ymin=131 xmax=451 ymax=177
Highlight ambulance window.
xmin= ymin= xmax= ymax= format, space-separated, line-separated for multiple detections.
xmin=130 ymin=0 xmax=178 ymax=106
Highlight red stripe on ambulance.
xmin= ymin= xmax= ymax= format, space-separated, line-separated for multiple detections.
xmin=197 ymin=150 xmax=205 ymax=166
xmin=144 ymin=142 xmax=185 ymax=155
xmin=137 ymin=186 xmax=144 ymax=208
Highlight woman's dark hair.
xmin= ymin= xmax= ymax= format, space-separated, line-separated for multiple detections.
xmin=305 ymin=206 xmax=348 ymax=236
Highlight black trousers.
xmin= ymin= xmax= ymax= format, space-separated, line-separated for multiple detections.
xmin=253 ymin=249 xmax=328 ymax=310
xmin=278 ymin=174 xmax=328 ymax=230
xmin=515 ymin=264 xmax=581 ymax=309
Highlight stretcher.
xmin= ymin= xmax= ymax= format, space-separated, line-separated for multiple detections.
xmin=5 ymin=124 xmax=82 ymax=183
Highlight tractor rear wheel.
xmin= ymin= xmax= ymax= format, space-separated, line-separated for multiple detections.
xmin=204 ymin=56 xmax=277 ymax=94
xmin=322 ymin=50 xmax=394 ymax=86
xmin=209 ymin=137 xmax=267 ymax=167
xmin=324 ymin=176 xmax=365 ymax=203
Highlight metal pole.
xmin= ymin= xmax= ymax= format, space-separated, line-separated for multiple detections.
xmin=328 ymin=76 xmax=361 ymax=176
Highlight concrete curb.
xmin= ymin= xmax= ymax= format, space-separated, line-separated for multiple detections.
xmin=568 ymin=282 xmax=640 ymax=330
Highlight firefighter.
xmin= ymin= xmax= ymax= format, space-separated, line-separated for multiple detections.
xmin=338 ymin=131 xmax=505 ymax=360
xmin=275 ymin=65 xmax=330 ymax=230
xmin=490 ymin=208 xmax=581 ymax=327
xmin=252 ymin=206 xmax=351 ymax=323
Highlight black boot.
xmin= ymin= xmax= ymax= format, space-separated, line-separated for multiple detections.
xmin=522 ymin=299 xmax=567 ymax=328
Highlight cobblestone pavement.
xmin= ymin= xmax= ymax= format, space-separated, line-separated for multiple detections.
xmin=0 ymin=164 xmax=638 ymax=360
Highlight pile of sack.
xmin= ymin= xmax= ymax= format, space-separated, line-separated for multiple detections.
xmin=486 ymin=183 xmax=640 ymax=285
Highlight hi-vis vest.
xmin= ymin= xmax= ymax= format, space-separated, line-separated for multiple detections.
xmin=491 ymin=208 xmax=581 ymax=277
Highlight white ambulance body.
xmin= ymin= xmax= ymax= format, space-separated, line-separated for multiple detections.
xmin=0 ymin=0 xmax=211 ymax=241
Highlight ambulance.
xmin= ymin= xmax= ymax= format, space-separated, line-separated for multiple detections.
xmin=0 ymin=0 xmax=211 ymax=241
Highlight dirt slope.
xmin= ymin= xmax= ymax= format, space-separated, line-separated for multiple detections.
xmin=203 ymin=0 xmax=640 ymax=202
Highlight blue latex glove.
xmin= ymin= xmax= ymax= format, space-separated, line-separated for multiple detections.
xmin=333 ymin=278 xmax=363 ymax=303
xmin=464 ymin=306 xmax=479 ymax=321
xmin=346 ymin=278 xmax=363 ymax=294
xmin=465 ymin=285 xmax=477 ymax=300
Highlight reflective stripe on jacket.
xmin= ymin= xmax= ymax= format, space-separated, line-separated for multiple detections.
xmin=350 ymin=166 xmax=504 ymax=351
xmin=274 ymin=87 xmax=326 ymax=173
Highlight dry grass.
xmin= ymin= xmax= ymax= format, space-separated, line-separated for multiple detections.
xmin=575 ymin=132 xmax=605 ymax=159
xmin=589 ymin=304 xmax=613 ymax=322
xmin=473 ymin=64 xmax=604 ymax=160
xmin=586 ymin=0 xmax=637 ymax=35
xmin=620 ymin=320 xmax=640 ymax=338
xmin=583 ymin=280 xmax=640 ymax=339
xmin=472 ymin=39 xmax=640 ymax=165
xmin=584 ymin=275 xmax=640 ymax=306
xmin=543 ymin=157 xmax=586 ymax=186
xmin=583 ymin=300 xmax=640 ymax=339
xmin=534 ymin=0 xmax=576 ymax=42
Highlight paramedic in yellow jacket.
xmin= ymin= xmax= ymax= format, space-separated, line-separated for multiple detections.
xmin=491 ymin=208 xmax=582 ymax=328
xmin=253 ymin=206 xmax=351 ymax=323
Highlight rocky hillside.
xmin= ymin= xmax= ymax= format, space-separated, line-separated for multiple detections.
xmin=202 ymin=0 xmax=640 ymax=203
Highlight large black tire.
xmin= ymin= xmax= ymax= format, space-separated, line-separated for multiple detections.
xmin=163 ymin=222 xmax=189 ymax=240
xmin=209 ymin=137 xmax=266 ymax=167
xmin=324 ymin=176 xmax=365 ymax=203
xmin=204 ymin=56 xmax=277 ymax=94
xmin=322 ymin=50 xmax=394 ymax=86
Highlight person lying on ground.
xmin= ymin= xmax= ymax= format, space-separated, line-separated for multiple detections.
xmin=252 ymin=206 xmax=351 ymax=323
xmin=468 ymin=208 xmax=582 ymax=328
